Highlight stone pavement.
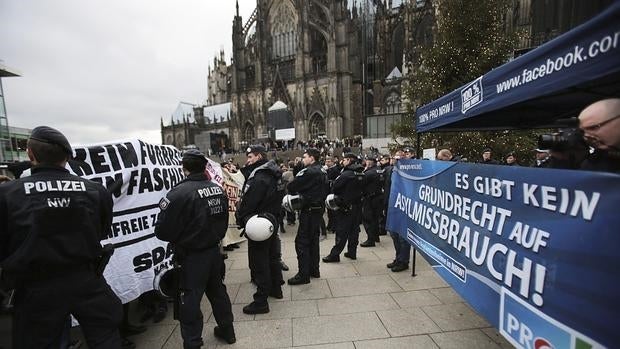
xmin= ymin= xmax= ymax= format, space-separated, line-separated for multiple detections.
xmin=130 ymin=222 xmax=514 ymax=349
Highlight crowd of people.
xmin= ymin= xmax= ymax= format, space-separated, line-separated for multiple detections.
xmin=0 ymin=99 xmax=618 ymax=349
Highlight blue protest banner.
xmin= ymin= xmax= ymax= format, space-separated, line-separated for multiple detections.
xmin=386 ymin=159 xmax=620 ymax=349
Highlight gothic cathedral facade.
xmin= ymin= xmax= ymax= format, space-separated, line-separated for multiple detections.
xmin=226 ymin=0 xmax=409 ymax=149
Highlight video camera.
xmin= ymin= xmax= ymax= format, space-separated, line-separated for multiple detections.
xmin=538 ymin=129 xmax=586 ymax=151
xmin=537 ymin=120 xmax=589 ymax=169
xmin=537 ymin=118 xmax=587 ymax=152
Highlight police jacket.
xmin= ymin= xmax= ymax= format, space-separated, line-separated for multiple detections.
xmin=155 ymin=173 xmax=228 ymax=251
xmin=326 ymin=164 xmax=341 ymax=182
xmin=0 ymin=165 xmax=113 ymax=275
xmin=237 ymin=159 xmax=283 ymax=224
xmin=362 ymin=165 xmax=383 ymax=198
xmin=287 ymin=163 xmax=328 ymax=207
xmin=331 ymin=163 xmax=365 ymax=207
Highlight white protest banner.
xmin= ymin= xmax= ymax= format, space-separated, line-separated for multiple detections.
xmin=68 ymin=139 xmax=224 ymax=303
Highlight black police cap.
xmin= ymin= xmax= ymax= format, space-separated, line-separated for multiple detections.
xmin=182 ymin=149 xmax=207 ymax=162
xmin=246 ymin=144 xmax=266 ymax=154
xmin=29 ymin=126 xmax=72 ymax=155
xmin=304 ymin=148 xmax=321 ymax=161
xmin=402 ymin=146 xmax=413 ymax=153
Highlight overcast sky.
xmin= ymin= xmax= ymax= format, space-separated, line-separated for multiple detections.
xmin=0 ymin=0 xmax=256 ymax=145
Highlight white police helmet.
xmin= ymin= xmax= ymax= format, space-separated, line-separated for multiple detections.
xmin=281 ymin=194 xmax=304 ymax=213
xmin=244 ymin=214 xmax=276 ymax=241
xmin=325 ymin=194 xmax=341 ymax=211
xmin=153 ymin=265 xmax=180 ymax=299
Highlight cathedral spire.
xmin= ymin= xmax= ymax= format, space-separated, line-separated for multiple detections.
xmin=236 ymin=0 xmax=239 ymax=17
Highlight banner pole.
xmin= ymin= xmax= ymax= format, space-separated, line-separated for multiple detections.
xmin=411 ymin=248 xmax=417 ymax=277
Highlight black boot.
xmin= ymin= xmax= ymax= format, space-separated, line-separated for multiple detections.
xmin=360 ymin=240 xmax=376 ymax=247
xmin=344 ymin=252 xmax=357 ymax=260
xmin=214 ymin=325 xmax=236 ymax=344
xmin=322 ymin=255 xmax=340 ymax=263
xmin=391 ymin=262 xmax=409 ymax=272
xmin=279 ymin=260 xmax=289 ymax=271
xmin=386 ymin=260 xmax=397 ymax=268
xmin=242 ymin=302 xmax=270 ymax=314
xmin=287 ymin=273 xmax=310 ymax=285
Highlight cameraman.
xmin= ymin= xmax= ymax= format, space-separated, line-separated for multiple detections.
xmin=578 ymin=98 xmax=620 ymax=173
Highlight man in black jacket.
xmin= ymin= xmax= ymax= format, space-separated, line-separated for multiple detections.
xmin=323 ymin=153 xmax=365 ymax=262
xmin=325 ymin=156 xmax=341 ymax=233
xmin=481 ymin=148 xmax=499 ymax=165
xmin=0 ymin=126 xmax=122 ymax=349
xmin=287 ymin=148 xmax=328 ymax=285
xmin=377 ymin=154 xmax=391 ymax=236
xmin=155 ymin=149 xmax=235 ymax=347
xmin=385 ymin=150 xmax=411 ymax=272
xmin=360 ymin=156 xmax=383 ymax=247
xmin=236 ymin=145 xmax=284 ymax=314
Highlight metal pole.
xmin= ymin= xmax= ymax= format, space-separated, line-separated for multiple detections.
xmin=411 ymin=247 xmax=417 ymax=277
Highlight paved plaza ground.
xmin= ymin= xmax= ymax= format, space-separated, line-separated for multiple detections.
xmin=0 ymin=222 xmax=514 ymax=349
xmin=128 ymin=223 xmax=513 ymax=349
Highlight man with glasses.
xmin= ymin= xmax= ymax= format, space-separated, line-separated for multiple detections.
xmin=578 ymin=98 xmax=620 ymax=173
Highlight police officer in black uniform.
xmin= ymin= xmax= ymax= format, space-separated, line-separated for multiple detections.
xmin=0 ymin=126 xmax=123 ymax=349
xmin=323 ymin=153 xmax=365 ymax=262
xmin=360 ymin=156 xmax=383 ymax=247
xmin=155 ymin=149 xmax=236 ymax=347
xmin=325 ymin=156 xmax=341 ymax=233
xmin=377 ymin=154 xmax=391 ymax=236
xmin=287 ymin=148 xmax=328 ymax=285
xmin=236 ymin=145 xmax=284 ymax=314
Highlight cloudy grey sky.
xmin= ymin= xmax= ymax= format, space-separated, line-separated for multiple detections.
xmin=0 ymin=0 xmax=256 ymax=145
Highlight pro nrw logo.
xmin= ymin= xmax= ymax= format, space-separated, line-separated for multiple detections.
xmin=461 ymin=76 xmax=483 ymax=113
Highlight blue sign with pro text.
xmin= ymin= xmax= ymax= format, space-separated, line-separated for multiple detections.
xmin=386 ymin=159 xmax=619 ymax=348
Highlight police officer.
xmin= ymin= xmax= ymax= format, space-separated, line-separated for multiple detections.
xmin=385 ymin=150 xmax=411 ymax=272
xmin=287 ymin=148 xmax=328 ymax=285
xmin=322 ymin=153 xmax=365 ymax=262
xmin=155 ymin=149 xmax=235 ymax=347
xmin=377 ymin=154 xmax=391 ymax=235
xmin=324 ymin=156 xmax=341 ymax=234
xmin=0 ymin=126 xmax=123 ymax=348
xmin=236 ymin=145 xmax=284 ymax=314
xmin=360 ymin=156 xmax=383 ymax=247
